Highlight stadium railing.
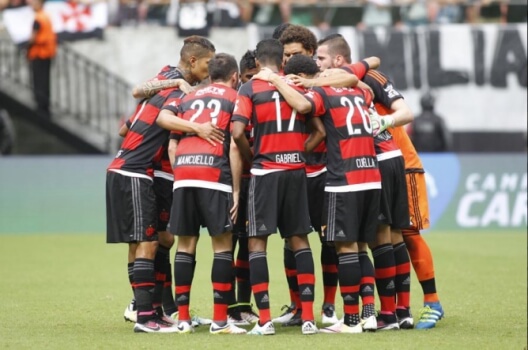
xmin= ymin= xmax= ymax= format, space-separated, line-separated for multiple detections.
xmin=0 ymin=37 xmax=133 ymax=153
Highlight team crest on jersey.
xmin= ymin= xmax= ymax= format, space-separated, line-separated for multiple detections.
xmin=384 ymin=83 xmax=400 ymax=99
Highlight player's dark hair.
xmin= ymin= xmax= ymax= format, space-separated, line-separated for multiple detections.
xmin=255 ymin=39 xmax=283 ymax=68
xmin=239 ymin=49 xmax=257 ymax=73
xmin=284 ymin=54 xmax=319 ymax=77
xmin=208 ymin=53 xmax=238 ymax=82
xmin=272 ymin=22 xmax=291 ymax=40
xmin=279 ymin=25 xmax=317 ymax=54
xmin=317 ymin=33 xmax=351 ymax=64
xmin=180 ymin=35 xmax=216 ymax=60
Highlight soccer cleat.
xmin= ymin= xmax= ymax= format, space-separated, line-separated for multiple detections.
xmin=301 ymin=321 xmax=318 ymax=335
xmin=133 ymin=318 xmax=179 ymax=333
xmin=169 ymin=311 xmax=179 ymax=321
xmin=124 ymin=299 xmax=137 ymax=323
xmin=361 ymin=315 xmax=377 ymax=332
xmin=240 ymin=310 xmax=259 ymax=323
xmin=272 ymin=304 xmax=295 ymax=324
xmin=158 ymin=314 xmax=178 ymax=326
xmin=210 ymin=322 xmax=248 ymax=334
xmin=321 ymin=304 xmax=339 ymax=324
xmin=282 ymin=309 xmax=302 ymax=326
xmin=175 ymin=321 xmax=194 ymax=334
xmin=239 ymin=304 xmax=259 ymax=323
xmin=247 ymin=321 xmax=276 ymax=335
xmin=416 ymin=302 xmax=444 ymax=329
xmin=320 ymin=321 xmax=363 ymax=334
xmin=376 ymin=312 xmax=400 ymax=330
xmin=396 ymin=307 xmax=414 ymax=329
xmin=228 ymin=315 xmax=251 ymax=326
xmin=190 ymin=310 xmax=212 ymax=327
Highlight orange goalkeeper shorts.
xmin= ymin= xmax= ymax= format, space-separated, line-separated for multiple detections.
xmin=405 ymin=171 xmax=430 ymax=231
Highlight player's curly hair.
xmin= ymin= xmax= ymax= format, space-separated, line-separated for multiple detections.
xmin=279 ymin=25 xmax=317 ymax=54
xmin=284 ymin=54 xmax=319 ymax=77
xmin=239 ymin=49 xmax=257 ymax=73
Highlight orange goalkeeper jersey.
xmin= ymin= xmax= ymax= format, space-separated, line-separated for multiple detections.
xmin=389 ymin=126 xmax=423 ymax=171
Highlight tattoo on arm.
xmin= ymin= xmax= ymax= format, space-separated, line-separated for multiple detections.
xmin=142 ymin=79 xmax=179 ymax=97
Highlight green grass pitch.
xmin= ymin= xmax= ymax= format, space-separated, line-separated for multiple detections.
xmin=0 ymin=231 xmax=526 ymax=349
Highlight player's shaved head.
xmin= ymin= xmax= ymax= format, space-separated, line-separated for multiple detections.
xmin=180 ymin=35 xmax=216 ymax=60
xmin=317 ymin=34 xmax=351 ymax=64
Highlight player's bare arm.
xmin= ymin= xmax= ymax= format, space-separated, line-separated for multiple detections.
xmin=229 ymin=136 xmax=243 ymax=223
xmin=132 ymin=78 xmax=194 ymax=99
xmin=253 ymin=68 xmax=312 ymax=114
xmin=118 ymin=124 xmax=128 ymax=137
xmin=290 ymin=71 xmax=359 ymax=89
xmin=168 ymin=138 xmax=178 ymax=167
xmin=232 ymin=121 xmax=253 ymax=162
xmin=156 ymin=109 xmax=224 ymax=146
xmin=304 ymin=117 xmax=326 ymax=153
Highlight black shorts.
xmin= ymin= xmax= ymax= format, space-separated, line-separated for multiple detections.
xmin=106 ymin=171 xmax=158 ymax=243
xmin=233 ymin=178 xmax=250 ymax=236
xmin=169 ymin=187 xmax=233 ymax=237
xmin=322 ymin=189 xmax=380 ymax=243
xmin=248 ymin=169 xmax=312 ymax=238
xmin=378 ymin=156 xmax=411 ymax=229
xmin=153 ymin=177 xmax=173 ymax=231
xmin=307 ymin=172 xmax=325 ymax=234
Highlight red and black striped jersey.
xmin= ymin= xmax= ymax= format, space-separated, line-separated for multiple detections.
xmin=232 ymin=76 xmax=307 ymax=174
xmin=155 ymin=65 xmax=183 ymax=80
xmin=154 ymin=67 xmax=185 ymax=178
xmin=307 ymin=85 xmax=381 ymax=192
xmin=362 ymin=70 xmax=403 ymax=161
xmin=107 ymin=88 xmax=185 ymax=178
xmin=341 ymin=61 xmax=369 ymax=81
xmin=172 ymin=83 xmax=238 ymax=192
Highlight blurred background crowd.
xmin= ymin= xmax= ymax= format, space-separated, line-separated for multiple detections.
xmin=0 ymin=0 xmax=526 ymax=29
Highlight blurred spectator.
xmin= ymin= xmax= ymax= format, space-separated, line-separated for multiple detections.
xmin=428 ymin=0 xmax=464 ymax=24
xmin=177 ymin=0 xmax=212 ymax=37
xmin=358 ymin=0 xmax=394 ymax=29
xmin=27 ymin=0 xmax=57 ymax=119
xmin=0 ymin=108 xmax=15 ymax=155
xmin=466 ymin=0 xmax=508 ymax=24
xmin=409 ymin=91 xmax=452 ymax=152
xmin=399 ymin=0 xmax=429 ymax=27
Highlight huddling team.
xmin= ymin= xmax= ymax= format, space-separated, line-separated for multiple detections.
xmin=105 ymin=23 xmax=445 ymax=335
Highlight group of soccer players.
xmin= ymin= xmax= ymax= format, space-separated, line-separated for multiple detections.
xmin=106 ymin=23 xmax=445 ymax=335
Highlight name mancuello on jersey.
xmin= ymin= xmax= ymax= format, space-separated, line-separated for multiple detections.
xmin=195 ymin=86 xmax=226 ymax=96
xmin=176 ymin=155 xmax=215 ymax=166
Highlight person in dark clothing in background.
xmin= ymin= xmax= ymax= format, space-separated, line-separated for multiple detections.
xmin=0 ymin=108 xmax=16 ymax=155
xmin=410 ymin=92 xmax=452 ymax=152
xmin=27 ymin=0 xmax=57 ymax=119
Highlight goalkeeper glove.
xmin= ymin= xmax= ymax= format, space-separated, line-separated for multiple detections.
xmin=369 ymin=110 xmax=394 ymax=137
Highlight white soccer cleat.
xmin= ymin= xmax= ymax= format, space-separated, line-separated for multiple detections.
xmin=301 ymin=321 xmax=318 ymax=335
xmin=210 ymin=322 xmax=248 ymax=334
xmin=175 ymin=321 xmax=194 ymax=334
xmin=272 ymin=304 xmax=295 ymax=324
xmin=321 ymin=304 xmax=339 ymax=324
xmin=228 ymin=315 xmax=251 ymax=326
xmin=320 ymin=321 xmax=363 ymax=334
xmin=361 ymin=315 xmax=377 ymax=332
xmin=124 ymin=299 xmax=137 ymax=323
xmin=247 ymin=321 xmax=275 ymax=335
xmin=240 ymin=310 xmax=259 ymax=323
